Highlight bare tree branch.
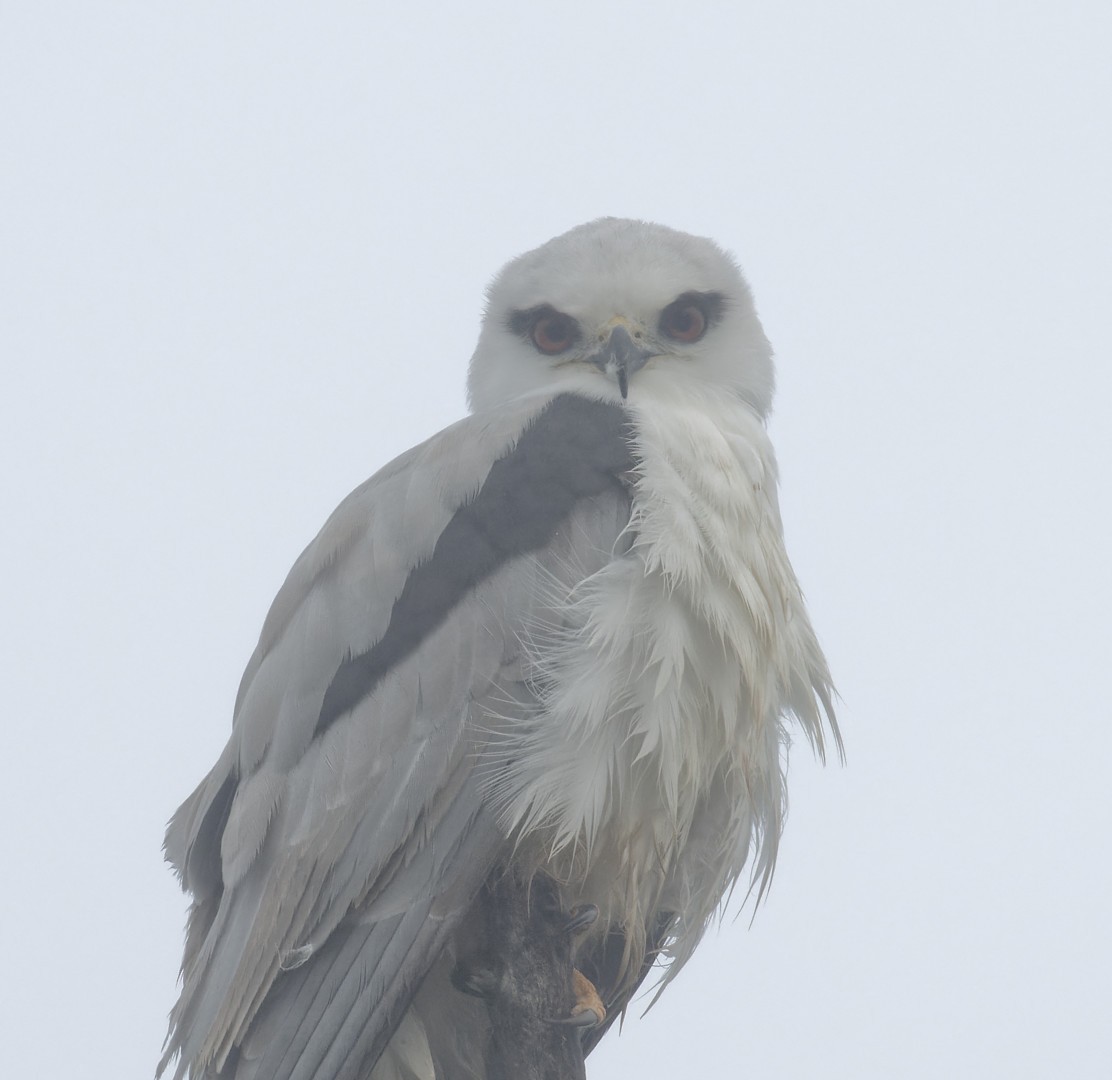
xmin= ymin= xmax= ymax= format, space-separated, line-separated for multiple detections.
xmin=454 ymin=870 xmax=590 ymax=1080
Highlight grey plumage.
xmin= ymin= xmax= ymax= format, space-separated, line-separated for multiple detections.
xmin=161 ymin=219 xmax=839 ymax=1080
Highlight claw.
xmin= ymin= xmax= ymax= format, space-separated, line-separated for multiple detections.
xmin=451 ymin=957 xmax=503 ymax=1000
xmin=563 ymin=903 xmax=599 ymax=935
xmin=546 ymin=968 xmax=606 ymax=1027
xmin=548 ymin=1007 xmax=604 ymax=1028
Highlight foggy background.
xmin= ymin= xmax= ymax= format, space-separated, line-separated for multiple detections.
xmin=2 ymin=3 xmax=1109 ymax=1077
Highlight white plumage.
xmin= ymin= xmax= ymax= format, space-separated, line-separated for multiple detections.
xmin=161 ymin=218 xmax=839 ymax=1080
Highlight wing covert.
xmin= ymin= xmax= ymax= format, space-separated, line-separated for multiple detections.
xmin=161 ymin=392 xmax=635 ymax=1080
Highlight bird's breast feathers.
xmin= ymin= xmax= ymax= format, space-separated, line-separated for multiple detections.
xmin=493 ymin=386 xmax=835 ymax=972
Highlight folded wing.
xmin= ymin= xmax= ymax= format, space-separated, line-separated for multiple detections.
xmin=160 ymin=393 xmax=635 ymax=1080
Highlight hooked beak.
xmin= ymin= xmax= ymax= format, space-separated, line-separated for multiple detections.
xmin=589 ymin=325 xmax=652 ymax=399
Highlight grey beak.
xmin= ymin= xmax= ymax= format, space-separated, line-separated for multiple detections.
xmin=590 ymin=326 xmax=652 ymax=399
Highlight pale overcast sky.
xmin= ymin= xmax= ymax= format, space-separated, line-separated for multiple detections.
xmin=2 ymin=3 xmax=1109 ymax=1078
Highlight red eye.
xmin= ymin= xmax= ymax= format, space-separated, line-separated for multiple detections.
xmin=660 ymin=301 xmax=708 ymax=344
xmin=531 ymin=311 xmax=579 ymax=355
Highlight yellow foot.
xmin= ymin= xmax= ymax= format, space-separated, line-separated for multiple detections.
xmin=570 ymin=969 xmax=606 ymax=1027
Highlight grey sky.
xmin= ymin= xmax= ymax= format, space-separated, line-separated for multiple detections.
xmin=2 ymin=3 xmax=1109 ymax=1077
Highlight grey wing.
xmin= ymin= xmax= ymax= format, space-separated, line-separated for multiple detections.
xmin=160 ymin=393 xmax=634 ymax=1080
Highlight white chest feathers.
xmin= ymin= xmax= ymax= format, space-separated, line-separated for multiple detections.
xmin=495 ymin=388 xmax=836 ymax=971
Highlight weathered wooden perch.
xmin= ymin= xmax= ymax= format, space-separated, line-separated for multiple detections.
xmin=452 ymin=869 xmax=595 ymax=1080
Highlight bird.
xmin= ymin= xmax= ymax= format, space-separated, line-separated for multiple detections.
xmin=159 ymin=217 xmax=840 ymax=1080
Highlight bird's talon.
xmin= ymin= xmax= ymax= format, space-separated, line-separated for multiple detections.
xmin=570 ymin=968 xmax=606 ymax=1026
xmin=544 ymin=967 xmax=606 ymax=1027
xmin=563 ymin=903 xmax=599 ymax=935
xmin=548 ymin=1006 xmax=604 ymax=1028
xmin=450 ymin=958 xmax=503 ymax=1000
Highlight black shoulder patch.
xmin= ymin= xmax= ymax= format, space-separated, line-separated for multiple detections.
xmin=315 ymin=395 xmax=634 ymax=738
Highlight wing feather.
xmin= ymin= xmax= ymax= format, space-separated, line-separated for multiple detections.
xmin=237 ymin=780 xmax=501 ymax=1080
xmin=161 ymin=392 xmax=635 ymax=1080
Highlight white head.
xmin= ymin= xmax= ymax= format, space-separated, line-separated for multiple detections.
xmin=467 ymin=218 xmax=775 ymax=417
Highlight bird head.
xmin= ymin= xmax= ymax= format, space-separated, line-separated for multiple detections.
xmin=467 ymin=218 xmax=775 ymax=416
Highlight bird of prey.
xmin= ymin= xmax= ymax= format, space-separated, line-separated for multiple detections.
xmin=160 ymin=218 xmax=839 ymax=1080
